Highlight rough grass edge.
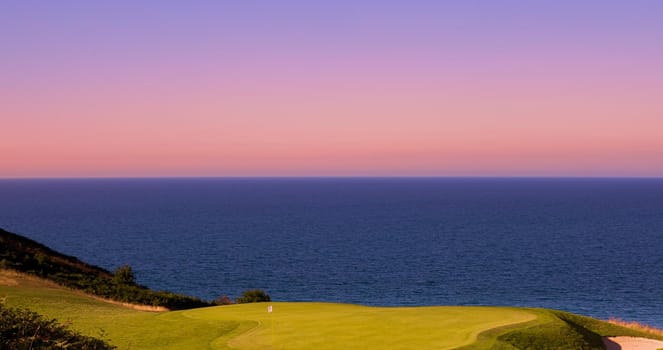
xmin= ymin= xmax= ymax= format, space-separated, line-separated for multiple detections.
xmin=456 ymin=308 xmax=663 ymax=350
xmin=454 ymin=308 xmax=543 ymax=350
xmin=607 ymin=318 xmax=663 ymax=337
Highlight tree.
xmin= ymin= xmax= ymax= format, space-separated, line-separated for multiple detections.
xmin=113 ymin=265 xmax=135 ymax=285
xmin=236 ymin=289 xmax=271 ymax=304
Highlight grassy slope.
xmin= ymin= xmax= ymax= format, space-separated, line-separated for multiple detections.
xmin=462 ymin=308 xmax=663 ymax=350
xmin=1 ymin=271 xmax=232 ymax=349
xmin=0 ymin=227 xmax=209 ymax=309
xmin=2 ymin=270 xmax=661 ymax=350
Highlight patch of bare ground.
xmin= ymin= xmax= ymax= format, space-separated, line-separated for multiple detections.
xmin=91 ymin=296 xmax=168 ymax=312
xmin=1 ymin=269 xmax=62 ymax=288
xmin=0 ymin=275 xmax=18 ymax=286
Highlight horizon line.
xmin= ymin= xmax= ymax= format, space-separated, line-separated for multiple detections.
xmin=2 ymin=175 xmax=663 ymax=180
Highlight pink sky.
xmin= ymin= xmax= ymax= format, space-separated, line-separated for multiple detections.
xmin=2 ymin=1 xmax=662 ymax=177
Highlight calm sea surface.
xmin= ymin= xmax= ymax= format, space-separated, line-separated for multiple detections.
xmin=0 ymin=178 xmax=661 ymax=326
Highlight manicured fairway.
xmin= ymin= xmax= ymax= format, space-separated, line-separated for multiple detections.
xmin=1 ymin=271 xmax=536 ymax=350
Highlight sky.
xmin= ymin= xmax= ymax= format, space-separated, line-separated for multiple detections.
xmin=1 ymin=1 xmax=662 ymax=177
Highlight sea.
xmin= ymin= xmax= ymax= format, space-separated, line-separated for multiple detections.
xmin=0 ymin=178 xmax=661 ymax=327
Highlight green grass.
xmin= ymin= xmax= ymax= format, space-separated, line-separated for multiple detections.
xmin=191 ymin=303 xmax=536 ymax=350
xmin=2 ymin=270 xmax=661 ymax=350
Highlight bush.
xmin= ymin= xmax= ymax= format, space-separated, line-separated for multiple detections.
xmin=0 ymin=302 xmax=115 ymax=349
xmin=236 ymin=289 xmax=271 ymax=304
xmin=112 ymin=265 xmax=135 ymax=285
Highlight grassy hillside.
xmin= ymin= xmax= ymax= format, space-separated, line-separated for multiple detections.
xmin=1 ymin=270 xmax=229 ymax=349
xmin=0 ymin=227 xmax=210 ymax=310
xmin=2 ymin=270 xmax=661 ymax=350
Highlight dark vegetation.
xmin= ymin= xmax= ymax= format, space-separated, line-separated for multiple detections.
xmin=213 ymin=295 xmax=235 ymax=305
xmin=0 ymin=228 xmax=210 ymax=310
xmin=0 ymin=301 xmax=115 ymax=350
xmin=213 ymin=289 xmax=272 ymax=305
xmin=236 ymin=289 xmax=271 ymax=304
xmin=460 ymin=309 xmax=663 ymax=350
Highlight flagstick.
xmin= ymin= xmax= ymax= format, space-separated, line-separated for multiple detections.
xmin=268 ymin=304 xmax=274 ymax=348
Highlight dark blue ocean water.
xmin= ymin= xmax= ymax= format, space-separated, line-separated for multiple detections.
xmin=0 ymin=178 xmax=661 ymax=326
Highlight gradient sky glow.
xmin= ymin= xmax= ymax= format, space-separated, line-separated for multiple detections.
xmin=2 ymin=1 xmax=662 ymax=177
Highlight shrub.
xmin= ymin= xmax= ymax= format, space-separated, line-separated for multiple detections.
xmin=0 ymin=302 xmax=115 ymax=349
xmin=236 ymin=289 xmax=271 ymax=304
xmin=112 ymin=265 xmax=135 ymax=285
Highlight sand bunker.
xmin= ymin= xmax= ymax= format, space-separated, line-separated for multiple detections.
xmin=604 ymin=336 xmax=663 ymax=350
